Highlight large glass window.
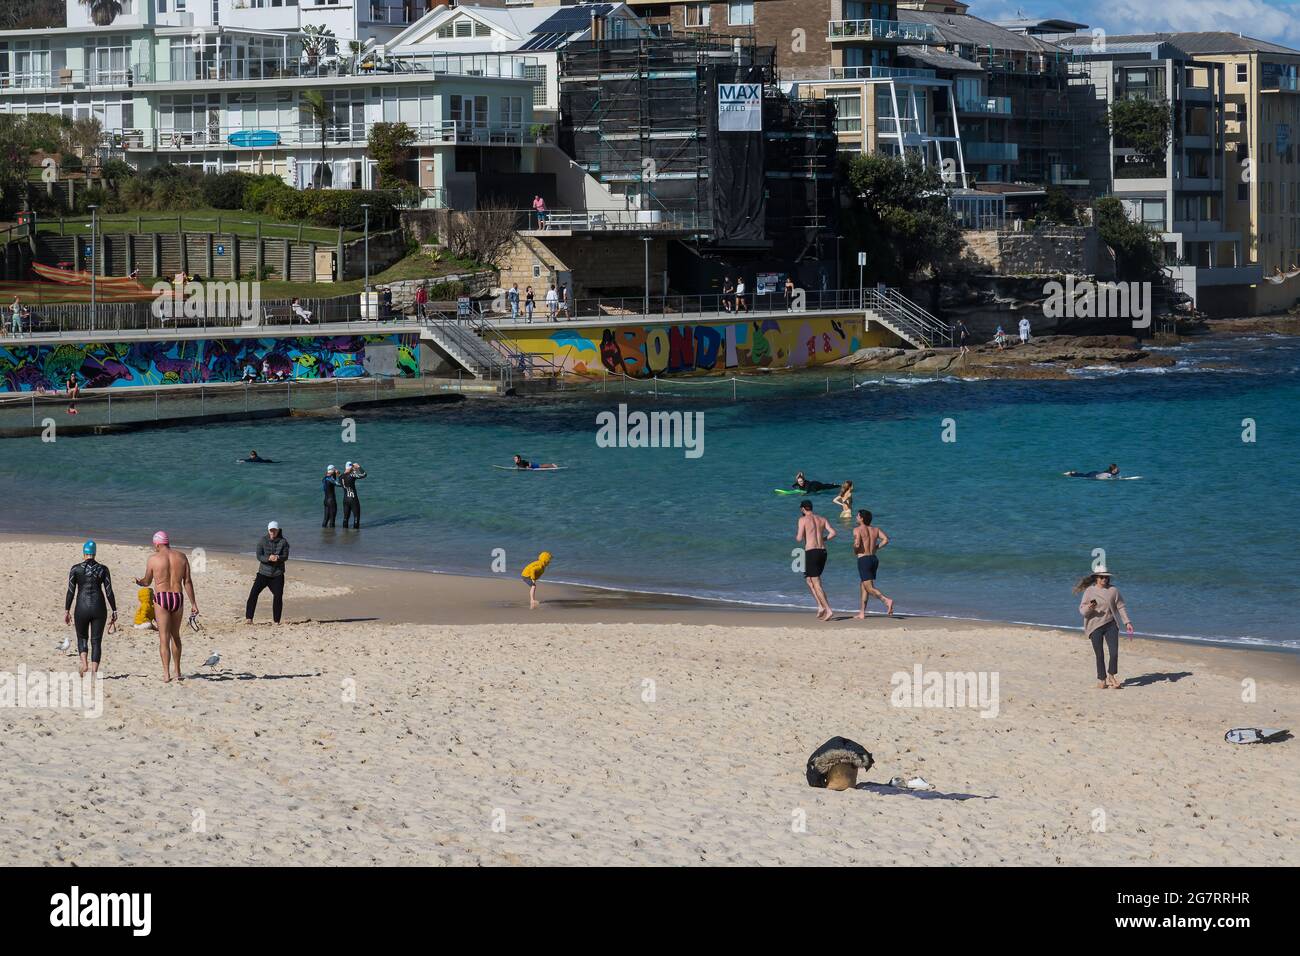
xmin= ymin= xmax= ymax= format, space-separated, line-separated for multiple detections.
xmin=728 ymin=1 xmax=754 ymax=25
xmin=684 ymin=3 xmax=710 ymax=27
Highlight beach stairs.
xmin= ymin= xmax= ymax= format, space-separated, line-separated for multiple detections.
xmin=419 ymin=318 xmax=509 ymax=379
xmin=863 ymin=288 xmax=952 ymax=349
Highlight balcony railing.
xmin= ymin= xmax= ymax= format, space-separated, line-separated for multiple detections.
xmin=108 ymin=121 xmax=537 ymax=151
xmin=957 ymin=96 xmax=1012 ymax=115
xmin=1264 ymin=74 xmax=1300 ymax=92
xmin=827 ymin=19 xmax=941 ymax=43
xmin=0 ymin=52 xmax=538 ymax=93
xmin=518 ymin=207 xmax=714 ymax=234
xmin=827 ymin=65 xmax=937 ymax=81
xmin=363 ymin=3 xmax=413 ymax=24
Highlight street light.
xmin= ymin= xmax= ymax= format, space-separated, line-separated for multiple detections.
xmin=642 ymin=236 xmax=651 ymax=318
xmin=87 ymin=204 xmax=98 ymax=331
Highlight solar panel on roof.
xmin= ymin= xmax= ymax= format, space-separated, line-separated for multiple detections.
xmin=535 ymin=3 xmax=615 ymax=35
xmin=519 ymin=32 xmax=569 ymax=52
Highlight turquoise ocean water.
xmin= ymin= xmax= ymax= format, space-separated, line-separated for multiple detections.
xmin=4 ymin=334 xmax=1298 ymax=650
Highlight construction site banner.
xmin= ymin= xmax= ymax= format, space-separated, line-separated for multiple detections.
xmin=719 ymin=83 xmax=763 ymax=132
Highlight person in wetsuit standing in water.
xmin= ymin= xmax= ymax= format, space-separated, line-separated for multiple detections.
xmin=65 ymin=540 xmax=117 ymax=677
xmin=322 ymin=465 xmax=341 ymax=527
xmin=341 ymin=461 xmax=367 ymax=529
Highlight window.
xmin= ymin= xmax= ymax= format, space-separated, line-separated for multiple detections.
xmin=454 ymin=19 xmax=473 ymax=38
xmin=475 ymin=23 xmax=492 ymax=38
xmin=524 ymin=63 xmax=547 ymax=107
xmin=728 ymin=1 xmax=753 ymax=25
xmin=502 ymin=95 xmax=523 ymax=129
xmin=1237 ymin=63 xmax=1248 ymax=83
xmin=437 ymin=24 xmax=453 ymax=39
xmin=684 ymin=3 xmax=710 ymax=28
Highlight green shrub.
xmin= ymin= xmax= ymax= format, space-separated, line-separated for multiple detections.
xmin=201 ymin=171 xmax=252 ymax=210
xmin=241 ymin=174 xmax=296 ymax=215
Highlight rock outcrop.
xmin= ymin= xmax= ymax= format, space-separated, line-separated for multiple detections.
xmin=833 ymin=335 xmax=1177 ymax=380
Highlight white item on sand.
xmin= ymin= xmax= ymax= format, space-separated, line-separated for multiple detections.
xmin=888 ymin=776 xmax=935 ymax=791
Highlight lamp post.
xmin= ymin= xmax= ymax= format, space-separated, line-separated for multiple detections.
xmin=87 ymin=204 xmax=98 ymax=331
xmin=642 ymin=236 xmax=651 ymax=319
xmin=359 ymin=202 xmax=371 ymax=316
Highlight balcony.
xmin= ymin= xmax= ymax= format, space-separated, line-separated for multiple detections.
xmin=964 ymin=142 xmax=1019 ymax=162
xmin=827 ymin=19 xmax=941 ymax=44
xmin=361 ymin=3 xmax=414 ymax=24
xmin=957 ymin=96 xmax=1012 ymax=116
xmin=0 ymin=52 xmax=537 ymax=94
xmin=826 ymin=65 xmax=937 ymax=81
xmin=115 ymin=122 xmax=537 ymax=152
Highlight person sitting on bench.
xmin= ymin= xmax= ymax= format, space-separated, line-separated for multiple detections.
xmin=291 ymin=298 xmax=313 ymax=324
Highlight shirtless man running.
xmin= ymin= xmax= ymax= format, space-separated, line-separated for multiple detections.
xmin=852 ymin=509 xmax=894 ymax=618
xmin=135 ymin=531 xmax=198 ymax=682
xmin=796 ymin=499 xmax=836 ymax=621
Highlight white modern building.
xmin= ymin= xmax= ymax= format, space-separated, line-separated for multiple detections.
xmin=0 ymin=0 xmax=552 ymax=202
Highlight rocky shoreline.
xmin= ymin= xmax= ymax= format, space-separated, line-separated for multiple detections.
xmin=834 ymin=335 xmax=1177 ymax=380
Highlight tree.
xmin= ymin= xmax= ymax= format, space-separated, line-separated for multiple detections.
xmin=299 ymin=90 xmax=333 ymax=188
xmin=368 ymin=122 xmax=418 ymax=190
xmin=445 ymin=202 xmax=519 ymax=269
xmin=78 ymin=0 xmax=122 ymax=26
xmin=842 ymin=153 xmax=963 ymax=283
xmin=1094 ymin=197 xmax=1163 ymax=281
xmin=0 ymin=0 xmax=65 ymax=29
xmin=1107 ymin=97 xmax=1172 ymax=169
xmin=1040 ymin=187 xmax=1078 ymax=225
xmin=300 ymin=24 xmax=337 ymax=68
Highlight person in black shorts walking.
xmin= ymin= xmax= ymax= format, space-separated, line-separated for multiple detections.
xmin=65 ymin=540 xmax=117 ymax=676
xmin=795 ymin=499 xmax=837 ymax=621
xmin=852 ymin=510 xmax=894 ymax=618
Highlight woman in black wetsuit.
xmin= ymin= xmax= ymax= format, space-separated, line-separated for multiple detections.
xmin=65 ymin=540 xmax=117 ymax=677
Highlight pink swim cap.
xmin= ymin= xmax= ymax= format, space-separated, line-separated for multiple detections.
xmin=152 ymin=531 xmax=169 ymax=546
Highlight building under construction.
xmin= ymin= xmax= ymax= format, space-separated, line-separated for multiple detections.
xmin=557 ymin=36 xmax=838 ymax=264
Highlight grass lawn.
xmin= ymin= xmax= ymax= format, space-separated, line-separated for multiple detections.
xmin=34 ymin=208 xmax=362 ymax=244
xmin=0 ymin=252 xmax=492 ymax=304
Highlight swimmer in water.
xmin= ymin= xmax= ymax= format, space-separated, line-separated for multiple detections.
xmin=1065 ymin=463 xmax=1120 ymax=480
xmin=241 ymin=449 xmax=274 ymax=464
xmin=513 ymin=454 xmax=559 ymax=470
xmin=832 ymin=480 xmax=854 ymax=519
xmin=793 ymin=471 xmax=839 ymax=493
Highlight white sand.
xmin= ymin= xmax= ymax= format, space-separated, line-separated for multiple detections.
xmin=2 ymin=538 xmax=1297 ymax=865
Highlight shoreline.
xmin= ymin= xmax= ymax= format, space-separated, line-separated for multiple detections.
xmin=8 ymin=531 xmax=1300 ymax=680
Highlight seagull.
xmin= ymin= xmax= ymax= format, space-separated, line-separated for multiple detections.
xmin=56 ymin=637 xmax=70 ymax=652
xmin=203 ymin=651 xmax=221 ymax=668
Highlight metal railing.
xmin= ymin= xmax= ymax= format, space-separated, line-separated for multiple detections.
xmin=825 ymin=65 xmax=937 ymax=81
xmin=0 ymin=51 xmax=539 ymax=92
xmin=110 ymin=120 xmax=544 ymax=151
xmin=863 ymin=288 xmax=951 ymax=347
xmin=519 ymin=207 xmax=714 ymax=233
xmin=957 ymin=96 xmax=1013 ymax=115
xmin=827 ymin=19 xmax=940 ymax=43
xmin=493 ymin=287 xmax=870 ymax=323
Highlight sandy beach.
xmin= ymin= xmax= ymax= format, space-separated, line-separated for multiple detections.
xmin=2 ymin=535 xmax=1297 ymax=866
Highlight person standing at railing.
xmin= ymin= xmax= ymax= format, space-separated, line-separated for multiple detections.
xmin=414 ymin=283 xmax=429 ymax=319
xmin=532 ymin=195 xmax=548 ymax=229
xmin=784 ymin=276 xmax=796 ymax=313
xmin=508 ymin=283 xmax=520 ymax=319
xmin=558 ymin=284 xmax=570 ymax=320
xmin=735 ymin=278 xmax=749 ymax=313
xmin=10 ymin=296 xmax=22 ymax=335
xmin=722 ymin=277 xmax=734 ymax=313
xmin=545 ymin=284 xmax=558 ymax=321
xmin=524 ymin=286 xmax=536 ymax=322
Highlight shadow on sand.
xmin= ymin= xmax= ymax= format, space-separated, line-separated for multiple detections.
xmin=1122 ymin=671 xmax=1193 ymax=688
xmin=856 ymin=782 xmax=997 ymax=802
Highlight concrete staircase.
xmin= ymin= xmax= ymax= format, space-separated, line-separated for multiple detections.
xmin=864 ymin=288 xmax=952 ymax=349
xmin=419 ymin=318 xmax=510 ymax=380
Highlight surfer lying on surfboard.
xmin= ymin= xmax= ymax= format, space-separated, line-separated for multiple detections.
xmin=239 ymin=449 xmax=275 ymax=464
xmin=1064 ymin=464 xmax=1120 ymax=480
xmin=792 ymin=471 xmax=840 ymax=493
xmin=513 ymin=454 xmax=559 ymax=471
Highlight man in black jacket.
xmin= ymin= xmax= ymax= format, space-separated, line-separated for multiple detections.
xmin=245 ymin=521 xmax=289 ymax=624
xmin=341 ymin=461 xmax=367 ymax=529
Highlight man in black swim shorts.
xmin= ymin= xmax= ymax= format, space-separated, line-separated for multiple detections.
xmin=795 ymin=499 xmax=836 ymax=621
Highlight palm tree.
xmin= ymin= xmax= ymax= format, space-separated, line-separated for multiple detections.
xmin=300 ymin=90 xmax=333 ymax=188
xmin=79 ymin=0 xmax=123 ymax=26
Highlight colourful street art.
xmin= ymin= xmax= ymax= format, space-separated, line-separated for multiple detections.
xmin=510 ymin=316 xmax=894 ymax=378
xmin=0 ymin=334 xmax=419 ymax=392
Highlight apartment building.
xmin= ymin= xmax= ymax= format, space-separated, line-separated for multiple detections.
xmin=0 ymin=0 xmax=542 ymax=203
xmin=1062 ymin=35 xmax=1262 ymax=311
xmin=64 ymin=0 xmax=443 ymax=44
xmin=1096 ymin=32 xmax=1300 ymax=313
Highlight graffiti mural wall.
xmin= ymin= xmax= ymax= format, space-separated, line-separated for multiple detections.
xmin=0 ymin=334 xmax=419 ymax=392
xmin=504 ymin=316 xmax=898 ymax=378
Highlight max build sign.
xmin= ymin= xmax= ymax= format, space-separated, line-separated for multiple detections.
xmin=719 ymin=83 xmax=763 ymax=132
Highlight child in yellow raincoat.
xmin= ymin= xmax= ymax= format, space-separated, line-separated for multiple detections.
xmin=133 ymin=586 xmax=157 ymax=630
xmin=521 ymin=551 xmax=552 ymax=610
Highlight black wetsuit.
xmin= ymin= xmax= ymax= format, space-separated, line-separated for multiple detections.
xmin=66 ymin=559 xmax=116 ymax=664
xmin=322 ymin=475 xmax=340 ymax=527
xmin=793 ymin=479 xmax=838 ymax=493
xmin=341 ymin=468 xmax=366 ymax=528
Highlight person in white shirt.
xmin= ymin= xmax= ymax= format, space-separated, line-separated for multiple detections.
xmin=545 ymin=284 xmax=558 ymax=321
xmin=735 ymin=279 xmax=748 ymax=313
xmin=291 ymin=298 xmax=313 ymax=324
xmin=1018 ymin=316 xmax=1031 ymax=344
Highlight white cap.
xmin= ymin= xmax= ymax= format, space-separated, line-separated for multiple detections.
xmin=326 ymin=465 xmax=334 ymax=474
xmin=345 ymin=461 xmax=353 ymax=469
xmin=268 ymin=521 xmax=280 ymax=531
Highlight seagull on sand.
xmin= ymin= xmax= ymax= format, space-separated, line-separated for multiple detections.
xmin=203 ymin=651 xmax=221 ymax=668
xmin=56 ymin=637 xmax=70 ymax=652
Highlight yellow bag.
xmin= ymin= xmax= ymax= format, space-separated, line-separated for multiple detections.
xmin=134 ymin=586 xmax=155 ymax=626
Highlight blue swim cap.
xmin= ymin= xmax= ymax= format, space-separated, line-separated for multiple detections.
xmin=83 ymin=540 xmax=96 ymax=556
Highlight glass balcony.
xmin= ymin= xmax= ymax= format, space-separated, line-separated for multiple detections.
xmin=965 ymin=142 xmax=1019 ymax=162
xmin=957 ymin=96 xmax=1012 ymax=115
xmin=828 ymin=65 xmax=937 ymax=81
xmin=827 ymin=19 xmax=941 ymax=44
